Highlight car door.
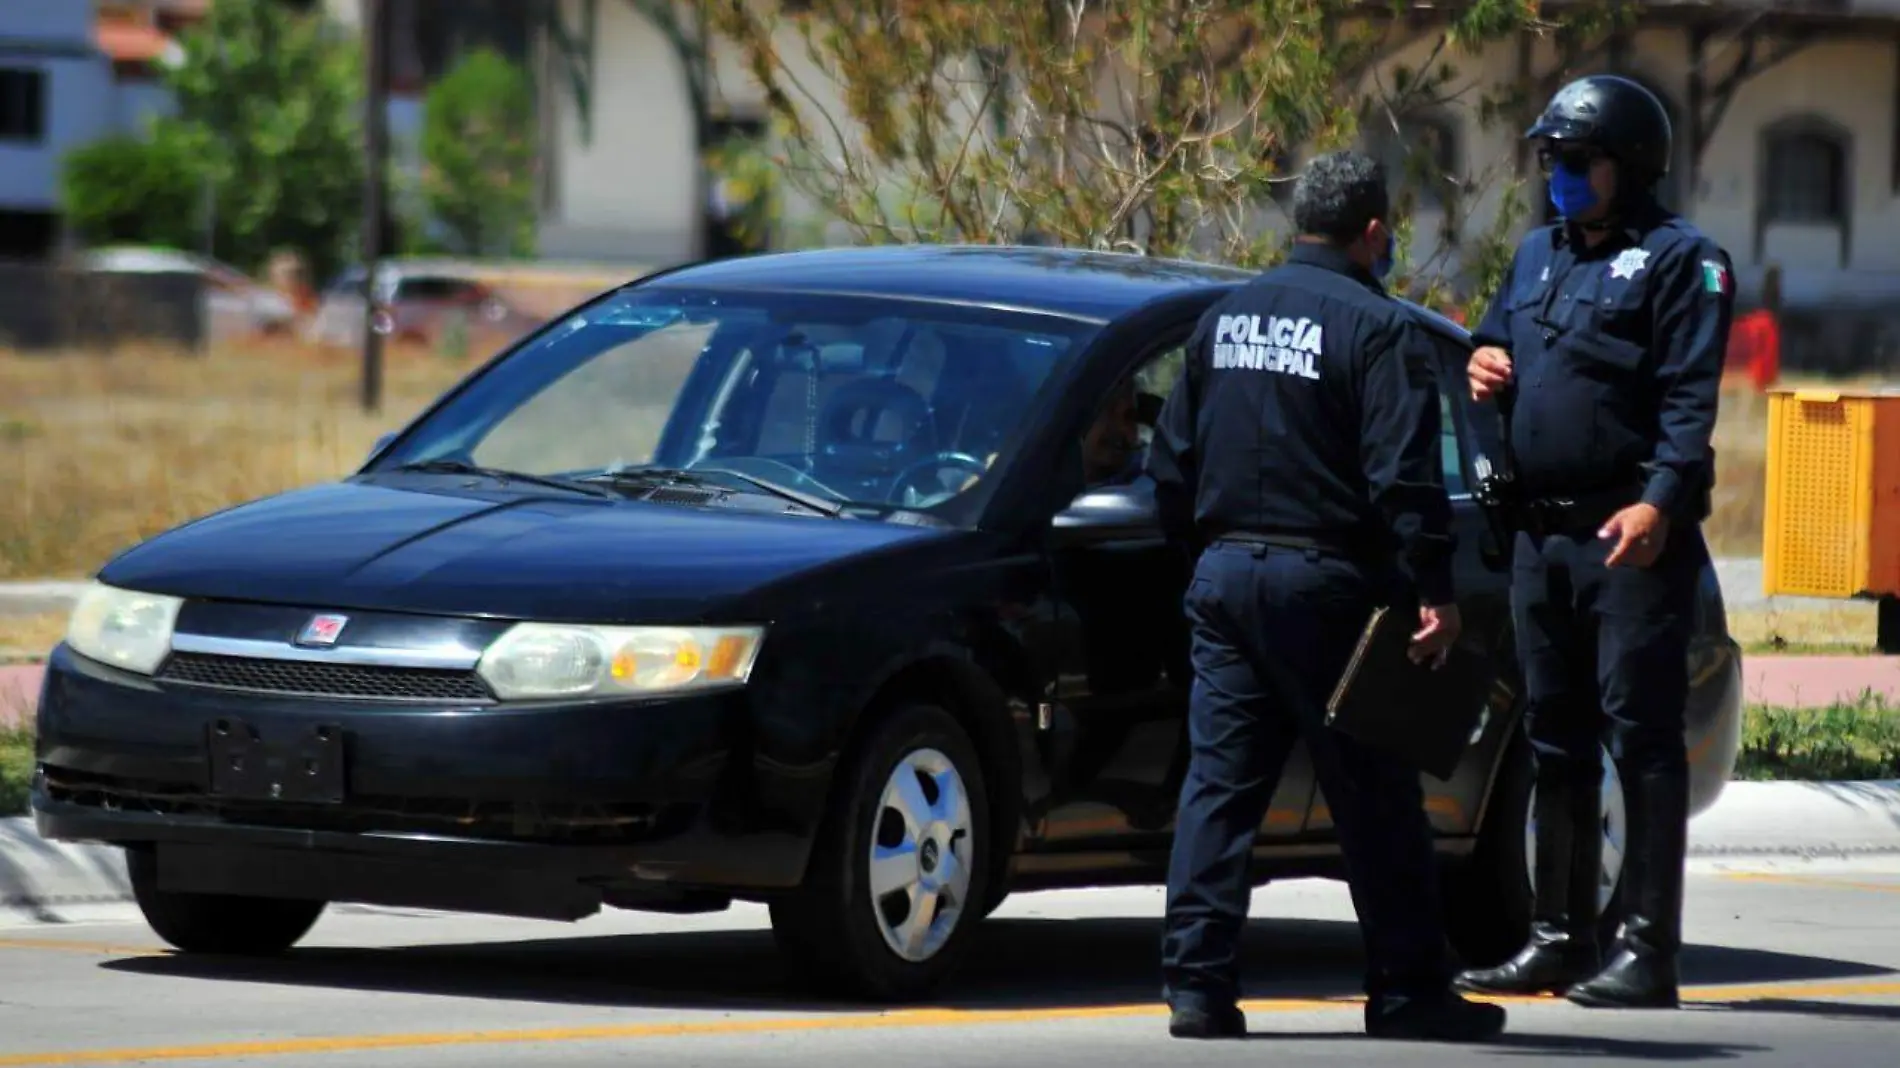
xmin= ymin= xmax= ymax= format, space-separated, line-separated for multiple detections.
xmin=1034 ymin=330 xmax=1317 ymax=851
xmin=1297 ymin=318 xmax=1518 ymax=840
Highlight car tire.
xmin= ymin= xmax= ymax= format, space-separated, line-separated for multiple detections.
xmin=126 ymin=847 xmax=326 ymax=956
xmin=1443 ymin=733 xmax=1627 ymax=969
xmin=769 ymin=701 xmax=992 ymax=1002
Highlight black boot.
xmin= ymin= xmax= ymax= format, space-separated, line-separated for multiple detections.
xmin=1568 ymin=766 xmax=1688 ymax=1009
xmin=1454 ymin=762 xmax=1602 ymax=996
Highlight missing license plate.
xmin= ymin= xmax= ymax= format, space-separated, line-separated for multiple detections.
xmin=207 ymin=718 xmax=347 ymax=803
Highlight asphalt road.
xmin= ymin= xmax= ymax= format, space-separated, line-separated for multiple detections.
xmin=1 ymin=858 xmax=1897 ymax=1067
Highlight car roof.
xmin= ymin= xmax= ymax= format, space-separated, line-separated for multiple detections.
xmin=633 ymin=244 xmax=1259 ymax=322
xmin=630 ymin=244 xmax=1475 ymax=346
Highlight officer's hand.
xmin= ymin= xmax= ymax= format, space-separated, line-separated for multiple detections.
xmin=1601 ymin=503 xmax=1669 ymax=568
xmin=1468 ymin=346 xmax=1513 ymax=402
xmin=1409 ymin=603 xmax=1462 ymax=669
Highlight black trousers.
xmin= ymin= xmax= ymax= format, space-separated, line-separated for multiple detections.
xmin=1160 ymin=541 xmax=1453 ymax=1012
xmin=1508 ymin=520 xmax=1707 ymax=952
xmin=1510 ymin=523 xmax=1705 ymax=781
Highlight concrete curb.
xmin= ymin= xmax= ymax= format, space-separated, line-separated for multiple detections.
xmin=0 ymin=582 xmax=89 ymax=618
xmin=1686 ymin=778 xmax=1900 ymax=858
xmin=0 ymin=816 xmax=129 ymax=923
xmin=5 ymin=779 xmax=1899 ymax=926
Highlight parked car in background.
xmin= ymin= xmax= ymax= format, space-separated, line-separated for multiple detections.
xmin=30 ymin=245 xmax=1745 ymax=1003
xmin=305 ymin=259 xmax=545 ymax=350
xmin=77 ymin=245 xmax=296 ymax=342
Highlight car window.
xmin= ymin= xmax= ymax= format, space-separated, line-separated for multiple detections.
xmin=380 ymin=287 xmax=1096 ymax=520
xmin=1079 ymin=341 xmax=1184 ymax=489
xmin=397 ymin=277 xmax=476 ymax=301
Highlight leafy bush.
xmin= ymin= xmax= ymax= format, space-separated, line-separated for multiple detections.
xmin=418 ymin=48 xmax=537 ymax=258
xmin=1736 ymin=695 xmax=1900 ymax=782
xmin=0 ymin=727 xmax=33 ymax=818
xmin=58 ymin=127 xmax=205 ymax=251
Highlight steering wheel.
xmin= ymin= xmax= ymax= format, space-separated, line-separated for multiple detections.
xmin=887 ymin=451 xmax=989 ymax=507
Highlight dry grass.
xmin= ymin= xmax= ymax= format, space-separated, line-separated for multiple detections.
xmin=1726 ymin=602 xmax=1883 ymax=655
xmin=1705 ymin=385 xmax=1768 ymax=558
xmin=2 ymin=338 xmax=471 ymax=580
xmin=0 ymin=613 xmax=68 ymax=660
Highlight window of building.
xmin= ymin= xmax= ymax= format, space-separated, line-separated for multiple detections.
xmin=0 ymin=68 xmax=47 ymax=144
xmin=1762 ymin=118 xmax=1850 ymax=225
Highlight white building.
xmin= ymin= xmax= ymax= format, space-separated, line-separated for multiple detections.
xmin=0 ymin=0 xmax=117 ymax=256
xmin=0 ymin=0 xmax=202 ymax=259
xmin=509 ymin=0 xmax=1900 ymax=322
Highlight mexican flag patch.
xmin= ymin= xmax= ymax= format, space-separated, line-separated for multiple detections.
xmin=1701 ymin=258 xmax=1730 ymax=295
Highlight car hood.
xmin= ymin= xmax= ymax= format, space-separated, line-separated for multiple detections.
xmin=96 ymin=478 xmax=954 ymax=622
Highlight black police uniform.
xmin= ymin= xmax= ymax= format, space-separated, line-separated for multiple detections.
xmin=1146 ymin=240 xmax=1479 ymax=1037
xmin=1455 ymin=189 xmax=1733 ymax=1005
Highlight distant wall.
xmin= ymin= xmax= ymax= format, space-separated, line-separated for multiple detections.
xmin=0 ymin=261 xmax=205 ymax=352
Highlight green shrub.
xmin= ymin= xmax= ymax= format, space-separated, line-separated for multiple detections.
xmin=0 ymin=726 xmax=33 ymax=818
xmin=1736 ymin=695 xmax=1900 ymax=782
xmin=57 ymin=128 xmax=205 ymax=251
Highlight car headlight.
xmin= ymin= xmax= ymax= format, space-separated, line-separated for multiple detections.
xmin=476 ymin=623 xmax=764 ymax=701
xmin=64 ymin=581 xmax=184 ymax=675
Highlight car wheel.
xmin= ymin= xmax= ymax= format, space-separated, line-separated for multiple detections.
xmin=1444 ymin=735 xmax=1627 ymax=968
xmin=126 ymin=847 xmax=326 ymax=956
xmin=769 ymin=701 xmax=991 ymax=1002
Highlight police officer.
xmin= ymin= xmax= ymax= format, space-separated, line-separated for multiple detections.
xmin=1452 ymin=75 xmax=1733 ymax=1010
xmin=1147 ymin=149 xmax=1506 ymax=1043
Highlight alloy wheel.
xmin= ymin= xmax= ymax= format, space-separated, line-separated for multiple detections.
xmin=867 ymin=746 xmax=975 ymax=963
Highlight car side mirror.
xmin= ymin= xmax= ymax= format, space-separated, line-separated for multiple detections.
xmin=366 ymin=432 xmax=395 ymax=464
xmin=1052 ymin=478 xmax=1159 ymax=541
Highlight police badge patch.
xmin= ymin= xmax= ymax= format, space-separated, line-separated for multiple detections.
xmin=1701 ymin=258 xmax=1730 ymax=295
xmin=1608 ymin=247 xmax=1650 ymax=279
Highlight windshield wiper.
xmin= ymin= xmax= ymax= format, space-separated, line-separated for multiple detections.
xmin=587 ymin=465 xmax=848 ymax=517
xmin=389 ymin=459 xmax=614 ymax=499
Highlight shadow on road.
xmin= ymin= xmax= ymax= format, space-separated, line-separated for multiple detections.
xmin=1694 ymin=997 xmax=1900 ymax=1024
xmin=1246 ymin=1031 xmax=1769 ymax=1060
xmin=96 ymin=913 xmax=1899 ymax=1017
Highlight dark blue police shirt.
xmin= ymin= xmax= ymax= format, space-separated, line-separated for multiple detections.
xmin=1469 ymin=199 xmax=1734 ymax=522
xmin=1145 ymin=241 xmax=1457 ymax=606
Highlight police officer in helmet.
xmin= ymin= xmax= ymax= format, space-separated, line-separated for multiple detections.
xmin=1453 ymin=75 xmax=1734 ymax=1009
xmin=1147 ymin=149 xmax=1506 ymax=1043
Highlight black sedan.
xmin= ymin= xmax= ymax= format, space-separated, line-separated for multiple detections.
xmin=31 ymin=245 xmax=1745 ymax=1002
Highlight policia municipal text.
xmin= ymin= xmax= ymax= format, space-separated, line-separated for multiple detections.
xmin=1146 ymin=150 xmax=1507 ymax=1043
xmin=1453 ymin=76 xmax=1735 ymax=1009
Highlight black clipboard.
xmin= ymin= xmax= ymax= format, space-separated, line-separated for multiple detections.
xmin=1323 ymin=604 xmax=1495 ymax=781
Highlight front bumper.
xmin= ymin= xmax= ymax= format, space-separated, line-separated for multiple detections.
xmin=30 ymin=644 xmax=811 ymax=915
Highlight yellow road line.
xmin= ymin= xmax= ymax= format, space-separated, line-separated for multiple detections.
xmin=1719 ymin=872 xmax=1900 ymax=894
xmin=0 ymin=937 xmax=166 ymax=957
xmin=0 ymin=979 xmax=1897 ymax=1066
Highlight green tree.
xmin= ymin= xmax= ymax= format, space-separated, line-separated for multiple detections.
xmin=162 ymin=0 xmax=366 ymax=281
xmin=57 ymin=124 xmax=205 ymax=251
xmin=418 ymin=47 xmax=538 ymax=257
xmin=712 ymin=0 xmax=1631 ymax=319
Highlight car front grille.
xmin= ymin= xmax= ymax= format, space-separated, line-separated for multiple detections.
xmin=160 ymin=651 xmax=494 ymax=704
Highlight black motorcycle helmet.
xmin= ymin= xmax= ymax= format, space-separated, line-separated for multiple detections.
xmin=1526 ymin=74 xmax=1672 ymax=191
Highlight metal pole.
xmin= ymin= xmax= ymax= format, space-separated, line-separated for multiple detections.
xmin=360 ymin=0 xmax=388 ymax=414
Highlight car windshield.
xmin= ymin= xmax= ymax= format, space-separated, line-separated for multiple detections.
xmin=367 ymin=286 xmax=1095 ymax=519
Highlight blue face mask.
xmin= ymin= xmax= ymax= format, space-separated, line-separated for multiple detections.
xmin=1548 ymin=161 xmax=1599 ymax=218
xmin=1371 ymin=230 xmax=1395 ymax=280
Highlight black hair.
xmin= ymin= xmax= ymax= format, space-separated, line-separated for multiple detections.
xmin=1291 ymin=149 xmax=1390 ymax=244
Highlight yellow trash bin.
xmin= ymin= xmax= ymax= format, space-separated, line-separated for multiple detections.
xmin=1760 ymin=388 xmax=1900 ymax=647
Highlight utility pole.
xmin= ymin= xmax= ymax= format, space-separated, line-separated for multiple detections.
xmin=360 ymin=0 xmax=388 ymax=414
